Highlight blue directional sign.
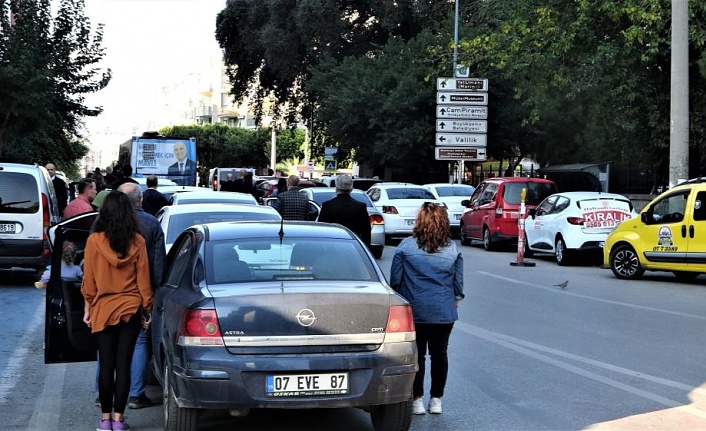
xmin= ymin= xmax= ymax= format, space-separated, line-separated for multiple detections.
xmin=324 ymin=160 xmax=337 ymax=171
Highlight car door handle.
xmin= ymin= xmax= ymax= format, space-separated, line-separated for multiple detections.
xmin=690 ymin=225 xmax=695 ymax=238
xmin=681 ymin=225 xmax=686 ymax=238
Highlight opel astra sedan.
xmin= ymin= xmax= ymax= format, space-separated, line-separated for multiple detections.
xmin=152 ymin=221 xmax=417 ymax=431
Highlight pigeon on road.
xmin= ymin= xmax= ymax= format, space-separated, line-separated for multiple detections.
xmin=554 ymin=280 xmax=569 ymax=290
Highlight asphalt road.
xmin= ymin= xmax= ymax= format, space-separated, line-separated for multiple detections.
xmin=2 ymin=241 xmax=706 ymax=431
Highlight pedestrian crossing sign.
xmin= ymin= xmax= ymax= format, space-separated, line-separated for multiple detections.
xmin=325 ymin=160 xmax=337 ymax=171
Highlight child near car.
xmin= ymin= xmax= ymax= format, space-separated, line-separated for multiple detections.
xmin=34 ymin=241 xmax=83 ymax=288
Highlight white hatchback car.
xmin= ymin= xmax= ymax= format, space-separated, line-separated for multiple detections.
xmin=424 ymin=183 xmax=475 ymax=237
xmin=169 ymin=190 xmax=258 ymax=206
xmin=156 ymin=203 xmax=281 ymax=252
xmin=366 ymin=182 xmax=444 ymax=243
xmin=524 ymin=191 xmax=635 ymax=265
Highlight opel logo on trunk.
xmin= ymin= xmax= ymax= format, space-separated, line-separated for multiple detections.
xmin=296 ymin=309 xmax=317 ymax=327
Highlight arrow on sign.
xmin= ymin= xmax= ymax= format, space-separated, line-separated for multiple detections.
xmin=438 ymin=121 xmax=447 ymax=130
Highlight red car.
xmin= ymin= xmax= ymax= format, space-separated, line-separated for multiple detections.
xmin=459 ymin=177 xmax=557 ymax=251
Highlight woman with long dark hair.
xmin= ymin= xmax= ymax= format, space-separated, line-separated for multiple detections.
xmin=389 ymin=202 xmax=464 ymax=416
xmin=81 ymin=191 xmax=152 ymax=431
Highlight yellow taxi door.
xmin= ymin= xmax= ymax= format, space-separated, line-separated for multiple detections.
xmin=686 ymin=190 xmax=706 ymax=270
xmin=638 ymin=189 xmax=691 ymax=271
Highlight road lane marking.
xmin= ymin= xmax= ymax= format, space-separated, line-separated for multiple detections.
xmin=0 ymin=300 xmax=43 ymax=404
xmin=455 ymin=321 xmax=706 ymax=419
xmin=477 ymin=271 xmax=706 ymax=320
xmin=26 ymin=363 xmax=66 ymax=431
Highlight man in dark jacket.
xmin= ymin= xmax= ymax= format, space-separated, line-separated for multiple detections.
xmin=141 ymin=175 xmax=169 ymax=216
xmin=273 ymin=175 xmax=309 ymax=220
xmin=46 ymin=163 xmax=68 ymax=216
xmin=318 ymin=175 xmax=371 ymax=248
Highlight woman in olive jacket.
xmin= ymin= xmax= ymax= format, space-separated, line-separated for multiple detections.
xmin=81 ymin=191 xmax=153 ymax=431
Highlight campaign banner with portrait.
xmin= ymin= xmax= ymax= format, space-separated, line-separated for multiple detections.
xmin=130 ymin=137 xmax=197 ymax=186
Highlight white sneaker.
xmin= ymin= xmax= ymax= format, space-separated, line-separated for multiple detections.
xmin=428 ymin=397 xmax=442 ymax=414
xmin=412 ymin=398 xmax=426 ymax=415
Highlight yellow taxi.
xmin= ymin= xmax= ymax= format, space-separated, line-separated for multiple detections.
xmin=604 ymin=178 xmax=706 ymax=280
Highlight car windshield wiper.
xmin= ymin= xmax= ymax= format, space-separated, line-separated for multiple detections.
xmin=0 ymin=200 xmax=31 ymax=207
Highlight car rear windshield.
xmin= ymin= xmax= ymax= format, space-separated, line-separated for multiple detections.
xmin=435 ymin=186 xmax=474 ymax=197
xmin=311 ymin=191 xmax=374 ymax=209
xmin=0 ymin=172 xmax=39 ymax=214
xmin=176 ymin=197 xmax=255 ymax=205
xmin=167 ymin=212 xmax=280 ymax=243
xmin=387 ymin=188 xmax=437 ymax=200
xmin=503 ymin=182 xmax=556 ymax=205
xmin=205 ymin=237 xmax=379 ymax=284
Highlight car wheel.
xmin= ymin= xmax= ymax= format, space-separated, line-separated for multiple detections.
xmin=372 ymin=247 xmax=384 ymax=259
xmin=163 ymin=362 xmax=198 ymax=431
xmin=522 ymin=232 xmax=534 ymax=258
xmin=555 ymin=237 xmax=571 ymax=266
xmin=370 ymin=400 xmax=412 ymax=431
xmin=460 ymin=222 xmax=471 ymax=246
xmin=673 ymin=271 xmax=699 ymax=281
xmin=384 ymin=234 xmax=394 ymax=246
xmin=482 ymin=227 xmax=495 ymax=251
xmin=609 ymin=245 xmax=644 ymax=280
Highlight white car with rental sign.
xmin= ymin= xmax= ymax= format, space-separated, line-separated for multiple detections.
xmin=524 ymin=191 xmax=636 ymax=265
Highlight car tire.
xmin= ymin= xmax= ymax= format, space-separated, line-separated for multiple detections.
xmin=460 ymin=223 xmax=471 ymax=246
xmin=372 ymin=247 xmax=384 ymax=259
xmin=609 ymin=244 xmax=644 ymax=280
xmin=482 ymin=227 xmax=495 ymax=251
xmin=163 ymin=362 xmax=199 ymax=431
xmin=370 ymin=400 xmax=412 ymax=431
xmin=522 ymin=232 xmax=534 ymax=258
xmin=555 ymin=237 xmax=571 ymax=266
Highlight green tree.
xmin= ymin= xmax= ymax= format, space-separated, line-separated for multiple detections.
xmin=310 ymin=30 xmax=444 ymax=180
xmin=457 ymin=0 xmax=706 ymax=182
xmin=0 ymin=0 xmax=111 ymax=169
xmin=215 ymin=0 xmax=453 ymax=126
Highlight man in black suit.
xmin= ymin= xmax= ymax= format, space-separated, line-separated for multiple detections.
xmin=141 ymin=175 xmax=169 ymax=216
xmin=318 ymin=175 xmax=371 ymax=248
xmin=45 ymin=163 xmax=68 ymax=217
xmin=167 ymin=142 xmax=196 ymax=186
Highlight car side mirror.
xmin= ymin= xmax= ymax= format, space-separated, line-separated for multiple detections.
xmin=528 ymin=208 xmax=536 ymax=218
xmin=641 ymin=212 xmax=648 ymax=224
xmin=461 ymin=199 xmax=470 ymax=207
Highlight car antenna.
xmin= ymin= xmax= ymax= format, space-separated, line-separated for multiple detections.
xmin=278 ymin=217 xmax=285 ymax=244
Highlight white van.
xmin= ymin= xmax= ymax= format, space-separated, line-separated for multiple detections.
xmin=0 ymin=163 xmax=61 ymax=272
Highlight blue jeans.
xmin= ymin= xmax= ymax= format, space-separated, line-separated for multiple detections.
xmin=94 ymin=328 xmax=149 ymax=398
xmin=129 ymin=329 xmax=149 ymax=397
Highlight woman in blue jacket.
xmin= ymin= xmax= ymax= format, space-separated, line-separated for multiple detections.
xmin=390 ymin=202 xmax=464 ymax=416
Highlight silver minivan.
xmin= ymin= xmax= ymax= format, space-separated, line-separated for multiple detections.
xmin=0 ymin=163 xmax=61 ymax=272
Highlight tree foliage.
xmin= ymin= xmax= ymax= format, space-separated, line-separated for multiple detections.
xmin=458 ymin=0 xmax=706 ymax=182
xmin=0 ymin=0 xmax=111 ymax=171
xmin=215 ymin=0 xmax=452 ymax=126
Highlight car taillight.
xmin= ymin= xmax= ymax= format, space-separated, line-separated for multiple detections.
xmin=178 ymin=309 xmax=224 ymax=346
xmin=384 ymin=305 xmax=415 ymax=342
xmin=369 ymin=214 xmax=384 ymax=225
xmin=567 ymin=217 xmax=584 ymax=225
xmin=41 ymin=193 xmax=51 ymax=256
xmin=41 ymin=193 xmax=50 ymax=228
xmin=382 ymin=205 xmax=398 ymax=214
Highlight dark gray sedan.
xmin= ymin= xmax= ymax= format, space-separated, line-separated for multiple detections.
xmin=151 ymin=221 xmax=417 ymax=431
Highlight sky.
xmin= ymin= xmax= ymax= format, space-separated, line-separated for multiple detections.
xmin=81 ymin=0 xmax=226 ymax=155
